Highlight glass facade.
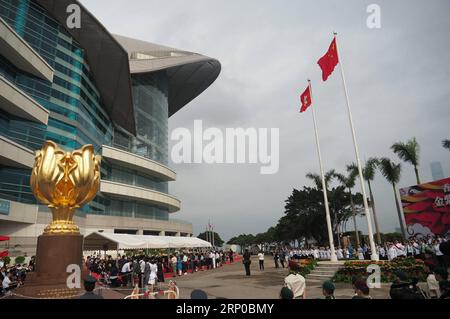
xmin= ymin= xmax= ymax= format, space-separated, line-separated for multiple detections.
xmin=0 ymin=0 xmax=174 ymax=222
xmin=94 ymin=198 xmax=169 ymax=221
xmin=103 ymin=164 xmax=168 ymax=194
xmin=113 ymin=72 xmax=169 ymax=166
xmin=0 ymin=0 xmax=113 ymax=152
xmin=104 ymin=72 xmax=171 ymax=220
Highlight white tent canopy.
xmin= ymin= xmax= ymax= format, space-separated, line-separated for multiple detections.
xmin=84 ymin=232 xmax=212 ymax=251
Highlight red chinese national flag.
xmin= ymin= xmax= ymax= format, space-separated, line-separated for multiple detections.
xmin=318 ymin=37 xmax=339 ymax=81
xmin=300 ymin=86 xmax=312 ymax=113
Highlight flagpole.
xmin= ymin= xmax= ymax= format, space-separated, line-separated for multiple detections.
xmin=334 ymin=33 xmax=378 ymax=261
xmin=308 ymin=80 xmax=338 ymax=262
xmin=211 ymin=219 xmax=215 ymax=248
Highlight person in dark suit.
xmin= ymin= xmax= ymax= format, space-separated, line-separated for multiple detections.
xmin=243 ymin=249 xmax=251 ymax=276
xmin=79 ymin=275 xmax=104 ymax=299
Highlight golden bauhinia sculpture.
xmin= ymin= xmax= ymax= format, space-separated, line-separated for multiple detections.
xmin=30 ymin=141 xmax=101 ymax=235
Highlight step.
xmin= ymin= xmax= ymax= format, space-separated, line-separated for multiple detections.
xmin=306 ymin=274 xmax=334 ymax=279
xmin=312 ymin=270 xmax=337 ymax=275
xmin=315 ymin=266 xmax=341 ymax=270
xmin=317 ymin=261 xmax=345 ymax=266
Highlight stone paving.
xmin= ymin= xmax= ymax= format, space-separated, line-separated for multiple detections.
xmin=168 ymin=257 xmax=393 ymax=299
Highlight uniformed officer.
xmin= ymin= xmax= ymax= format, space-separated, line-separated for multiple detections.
xmin=79 ymin=275 xmax=104 ymax=299
xmin=322 ymin=281 xmax=336 ymax=299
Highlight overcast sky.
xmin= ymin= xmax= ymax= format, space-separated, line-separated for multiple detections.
xmin=81 ymin=0 xmax=450 ymax=240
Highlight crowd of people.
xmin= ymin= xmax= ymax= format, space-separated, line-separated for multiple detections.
xmin=257 ymin=234 xmax=448 ymax=267
xmin=84 ymin=249 xmax=236 ymax=291
xmin=254 ymin=234 xmax=450 ymax=300
xmin=0 ymin=258 xmax=34 ymax=294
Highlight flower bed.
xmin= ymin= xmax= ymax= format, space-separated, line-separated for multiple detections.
xmin=332 ymin=258 xmax=427 ymax=283
xmin=289 ymin=259 xmax=318 ymax=277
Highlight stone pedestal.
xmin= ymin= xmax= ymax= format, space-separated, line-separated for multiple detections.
xmin=13 ymin=235 xmax=85 ymax=299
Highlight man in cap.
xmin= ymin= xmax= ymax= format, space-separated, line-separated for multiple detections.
xmin=79 ymin=275 xmax=104 ymax=299
xmin=322 ymin=281 xmax=336 ymax=299
xmin=352 ymin=279 xmax=371 ymax=299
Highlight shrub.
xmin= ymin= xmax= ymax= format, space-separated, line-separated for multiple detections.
xmin=15 ymin=256 xmax=26 ymax=265
xmin=2 ymin=256 xmax=11 ymax=265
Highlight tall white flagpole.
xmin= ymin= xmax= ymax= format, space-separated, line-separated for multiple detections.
xmin=334 ymin=33 xmax=378 ymax=261
xmin=211 ymin=220 xmax=215 ymax=248
xmin=308 ymin=80 xmax=338 ymax=262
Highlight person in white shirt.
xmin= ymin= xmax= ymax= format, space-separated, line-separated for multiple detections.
xmin=210 ymin=251 xmax=216 ymax=269
xmin=313 ymin=248 xmax=319 ymax=260
xmin=257 ymin=251 xmax=265 ymax=271
xmin=284 ymin=272 xmax=306 ymax=299
xmin=394 ymin=241 xmax=406 ymax=257
xmin=121 ymin=260 xmax=132 ymax=273
xmin=215 ymin=252 xmax=221 ymax=267
xmin=379 ymin=246 xmax=386 ymax=260
xmin=170 ymin=255 xmax=178 ymax=277
xmin=2 ymin=272 xmax=15 ymax=292
xmin=120 ymin=260 xmax=132 ymax=287
xmin=433 ymin=241 xmax=445 ymax=268
xmin=182 ymin=254 xmax=188 ymax=275
xmin=344 ymin=248 xmax=350 ymax=259
xmin=326 ymin=248 xmax=331 ymax=260
xmin=413 ymin=242 xmax=421 ymax=256
xmin=337 ymin=248 xmax=344 ymax=260
xmin=148 ymin=259 xmax=158 ymax=292
xmin=388 ymin=243 xmax=398 ymax=261
xmin=357 ymin=246 xmax=364 ymax=260
xmin=427 ymin=273 xmax=440 ymax=299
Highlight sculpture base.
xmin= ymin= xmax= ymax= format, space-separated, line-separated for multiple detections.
xmin=13 ymin=235 xmax=85 ymax=299
xmin=44 ymin=219 xmax=80 ymax=236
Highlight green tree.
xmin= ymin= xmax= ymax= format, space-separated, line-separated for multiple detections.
xmin=378 ymin=158 xmax=406 ymax=239
xmin=227 ymin=234 xmax=255 ymax=249
xmin=281 ymin=186 xmax=362 ymax=246
xmin=335 ymin=170 xmax=361 ymax=247
xmin=347 ymin=158 xmax=382 ymax=244
xmin=391 ymin=137 xmax=421 ymax=184
xmin=443 ymin=139 xmax=450 ymax=151
xmin=198 ymin=231 xmax=224 ymax=247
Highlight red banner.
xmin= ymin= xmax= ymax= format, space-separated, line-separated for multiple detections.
xmin=0 ymin=250 xmax=8 ymax=258
xmin=400 ymin=177 xmax=450 ymax=238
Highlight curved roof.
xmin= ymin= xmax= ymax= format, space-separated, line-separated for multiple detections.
xmin=35 ymin=1 xmax=221 ymax=132
xmin=114 ymin=35 xmax=221 ymax=118
xmin=35 ymin=0 xmax=136 ymax=134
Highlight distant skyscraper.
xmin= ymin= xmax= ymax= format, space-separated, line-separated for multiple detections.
xmin=430 ymin=162 xmax=445 ymax=181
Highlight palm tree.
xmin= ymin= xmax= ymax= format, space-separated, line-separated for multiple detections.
xmin=306 ymin=169 xmax=336 ymax=191
xmin=443 ymin=139 xmax=450 ymax=151
xmin=335 ymin=171 xmax=360 ymax=247
xmin=306 ymin=170 xmax=338 ymax=245
xmin=378 ymin=158 xmax=406 ymax=239
xmin=391 ymin=137 xmax=421 ymax=184
xmin=347 ymin=158 xmax=382 ymax=244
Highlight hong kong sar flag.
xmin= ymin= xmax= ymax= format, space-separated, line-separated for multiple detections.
xmin=318 ymin=37 xmax=339 ymax=81
xmin=300 ymin=86 xmax=312 ymax=113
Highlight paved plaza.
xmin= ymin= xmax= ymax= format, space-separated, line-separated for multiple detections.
xmin=166 ymin=257 xmax=392 ymax=299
